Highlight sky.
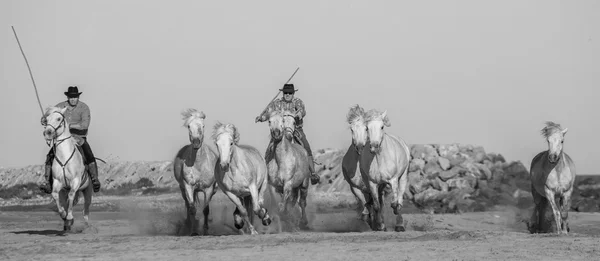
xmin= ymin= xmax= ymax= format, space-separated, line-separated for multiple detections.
xmin=1 ymin=0 xmax=598 ymax=174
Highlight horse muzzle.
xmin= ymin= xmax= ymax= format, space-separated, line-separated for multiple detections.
xmin=370 ymin=143 xmax=381 ymax=154
xmin=220 ymin=163 xmax=230 ymax=172
xmin=548 ymin=154 xmax=560 ymax=163
xmin=355 ymin=144 xmax=364 ymax=155
xmin=43 ymin=129 xmax=55 ymax=140
xmin=191 ymin=138 xmax=202 ymax=149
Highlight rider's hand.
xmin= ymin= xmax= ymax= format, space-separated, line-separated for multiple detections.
xmin=40 ymin=116 xmax=47 ymax=126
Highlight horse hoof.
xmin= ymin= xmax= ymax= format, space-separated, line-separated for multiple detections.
xmin=395 ymin=225 xmax=406 ymax=232
xmin=262 ymin=217 xmax=272 ymax=226
xmin=299 ymin=220 xmax=309 ymax=230
xmin=234 ymin=220 xmax=245 ymax=230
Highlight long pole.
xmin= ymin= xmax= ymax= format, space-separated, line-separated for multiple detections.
xmin=257 ymin=67 xmax=300 ymax=118
xmin=12 ymin=26 xmax=44 ymax=115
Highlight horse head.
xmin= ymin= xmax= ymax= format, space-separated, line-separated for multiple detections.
xmin=43 ymin=106 xmax=69 ymax=141
xmin=182 ymin=109 xmax=206 ymax=149
xmin=281 ymin=110 xmax=296 ymax=142
xmin=541 ymin=121 xmax=568 ymax=163
xmin=212 ymin=122 xmax=240 ymax=172
xmin=347 ymin=104 xmax=368 ymax=154
xmin=267 ymin=109 xmax=285 ymax=141
xmin=365 ymin=109 xmax=391 ymax=154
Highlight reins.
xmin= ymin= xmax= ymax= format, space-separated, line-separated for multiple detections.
xmin=43 ymin=111 xmax=81 ymax=188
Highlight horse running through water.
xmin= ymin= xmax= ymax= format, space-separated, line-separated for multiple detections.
xmin=212 ymin=122 xmax=272 ymax=235
xmin=173 ymin=109 xmax=218 ymax=236
xmin=359 ymin=109 xmax=410 ymax=232
xmin=529 ymin=121 xmax=576 ymax=234
xmin=42 ymin=106 xmax=93 ymax=232
xmin=266 ymin=109 xmax=310 ymax=230
xmin=341 ymin=105 xmax=375 ymax=227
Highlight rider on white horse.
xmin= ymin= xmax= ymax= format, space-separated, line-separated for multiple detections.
xmin=39 ymin=86 xmax=101 ymax=193
xmin=255 ymin=83 xmax=320 ymax=185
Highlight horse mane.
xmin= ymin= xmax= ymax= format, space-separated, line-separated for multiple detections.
xmin=541 ymin=121 xmax=564 ymax=138
xmin=346 ymin=104 xmax=365 ymax=124
xmin=43 ymin=106 xmax=63 ymax=117
xmin=212 ymin=122 xmax=240 ymax=145
xmin=181 ymin=108 xmax=206 ymax=127
xmin=364 ymin=109 xmax=390 ymax=126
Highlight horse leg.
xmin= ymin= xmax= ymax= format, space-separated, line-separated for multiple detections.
xmin=529 ymin=185 xmax=543 ymax=233
xmin=299 ymin=180 xmax=309 ymax=230
xmin=560 ymin=189 xmax=573 ymax=234
xmin=367 ymin=181 xmax=384 ymax=231
xmin=363 ymin=190 xmax=375 ymax=229
xmin=225 ymin=191 xmax=257 ymax=235
xmin=544 ymin=188 xmax=562 ymax=234
xmin=349 ymin=184 xmax=368 ymax=221
xmin=82 ymin=186 xmax=93 ymax=226
xmin=244 ymin=196 xmax=255 ymax=228
xmin=377 ymin=184 xmax=387 ymax=232
xmin=392 ymin=173 xmax=408 ymax=232
xmin=250 ymin=184 xmax=271 ymax=229
xmin=201 ymin=184 xmax=217 ymax=236
xmin=64 ymin=188 xmax=77 ymax=232
xmin=181 ymin=184 xmax=198 ymax=236
xmin=51 ymin=183 xmax=66 ymax=221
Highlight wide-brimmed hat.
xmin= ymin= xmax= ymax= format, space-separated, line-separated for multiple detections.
xmin=64 ymin=86 xmax=82 ymax=97
xmin=279 ymin=83 xmax=298 ymax=94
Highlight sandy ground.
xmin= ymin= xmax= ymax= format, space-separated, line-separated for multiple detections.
xmin=1 ymin=192 xmax=599 ymax=261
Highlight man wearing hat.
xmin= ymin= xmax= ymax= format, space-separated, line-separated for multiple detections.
xmin=255 ymin=83 xmax=320 ymax=185
xmin=39 ymin=86 xmax=101 ymax=193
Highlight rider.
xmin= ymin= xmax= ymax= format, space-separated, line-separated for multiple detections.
xmin=255 ymin=83 xmax=320 ymax=185
xmin=39 ymin=86 xmax=101 ymax=193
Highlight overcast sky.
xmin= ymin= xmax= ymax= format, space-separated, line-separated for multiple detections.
xmin=1 ymin=0 xmax=598 ymax=174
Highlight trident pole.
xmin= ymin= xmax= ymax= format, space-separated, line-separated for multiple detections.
xmin=12 ymin=26 xmax=44 ymax=115
xmin=256 ymin=67 xmax=300 ymax=119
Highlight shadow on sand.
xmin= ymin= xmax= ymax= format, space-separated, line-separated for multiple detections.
xmin=11 ymin=230 xmax=66 ymax=236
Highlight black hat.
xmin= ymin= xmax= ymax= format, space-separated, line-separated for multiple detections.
xmin=64 ymin=86 xmax=82 ymax=97
xmin=279 ymin=83 xmax=298 ymax=94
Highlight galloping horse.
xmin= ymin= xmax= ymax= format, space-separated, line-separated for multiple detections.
xmin=359 ymin=109 xmax=410 ymax=232
xmin=173 ymin=109 xmax=218 ymax=236
xmin=341 ymin=105 xmax=374 ymax=227
xmin=266 ymin=109 xmax=311 ymax=230
xmin=529 ymin=121 xmax=576 ymax=234
xmin=212 ymin=122 xmax=272 ymax=235
xmin=42 ymin=106 xmax=93 ymax=232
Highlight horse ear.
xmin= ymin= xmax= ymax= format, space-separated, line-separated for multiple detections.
xmin=382 ymin=110 xmax=391 ymax=127
xmin=562 ymin=128 xmax=568 ymax=135
xmin=200 ymin=111 xmax=206 ymax=119
xmin=60 ymin=106 xmax=68 ymax=114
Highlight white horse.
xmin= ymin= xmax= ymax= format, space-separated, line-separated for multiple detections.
xmin=359 ymin=109 xmax=410 ymax=232
xmin=341 ymin=105 xmax=375 ymax=228
xmin=266 ymin=109 xmax=311 ymax=230
xmin=173 ymin=109 xmax=218 ymax=236
xmin=529 ymin=121 xmax=576 ymax=234
xmin=42 ymin=106 xmax=93 ymax=232
xmin=212 ymin=122 xmax=272 ymax=235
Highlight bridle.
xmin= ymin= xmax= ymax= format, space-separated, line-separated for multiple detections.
xmin=43 ymin=111 xmax=77 ymax=187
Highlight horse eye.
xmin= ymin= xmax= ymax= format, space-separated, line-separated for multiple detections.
xmin=381 ymin=126 xmax=383 ymax=129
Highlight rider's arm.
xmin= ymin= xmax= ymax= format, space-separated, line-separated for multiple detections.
xmin=78 ymin=103 xmax=91 ymax=130
xmin=294 ymin=98 xmax=306 ymax=119
xmin=258 ymin=100 xmax=277 ymax=122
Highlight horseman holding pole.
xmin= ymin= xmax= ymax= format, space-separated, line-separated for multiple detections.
xmin=39 ymin=86 xmax=101 ymax=193
xmin=255 ymin=83 xmax=320 ymax=185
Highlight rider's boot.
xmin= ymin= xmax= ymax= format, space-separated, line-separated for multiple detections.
xmin=88 ymin=162 xmax=101 ymax=192
xmin=39 ymin=164 xmax=53 ymax=194
xmin=308 ymin=156 xmax=320 ymax=185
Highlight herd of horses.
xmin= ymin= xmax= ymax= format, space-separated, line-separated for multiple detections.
xmin=39 ymin=104 xmax=576 ymax=236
